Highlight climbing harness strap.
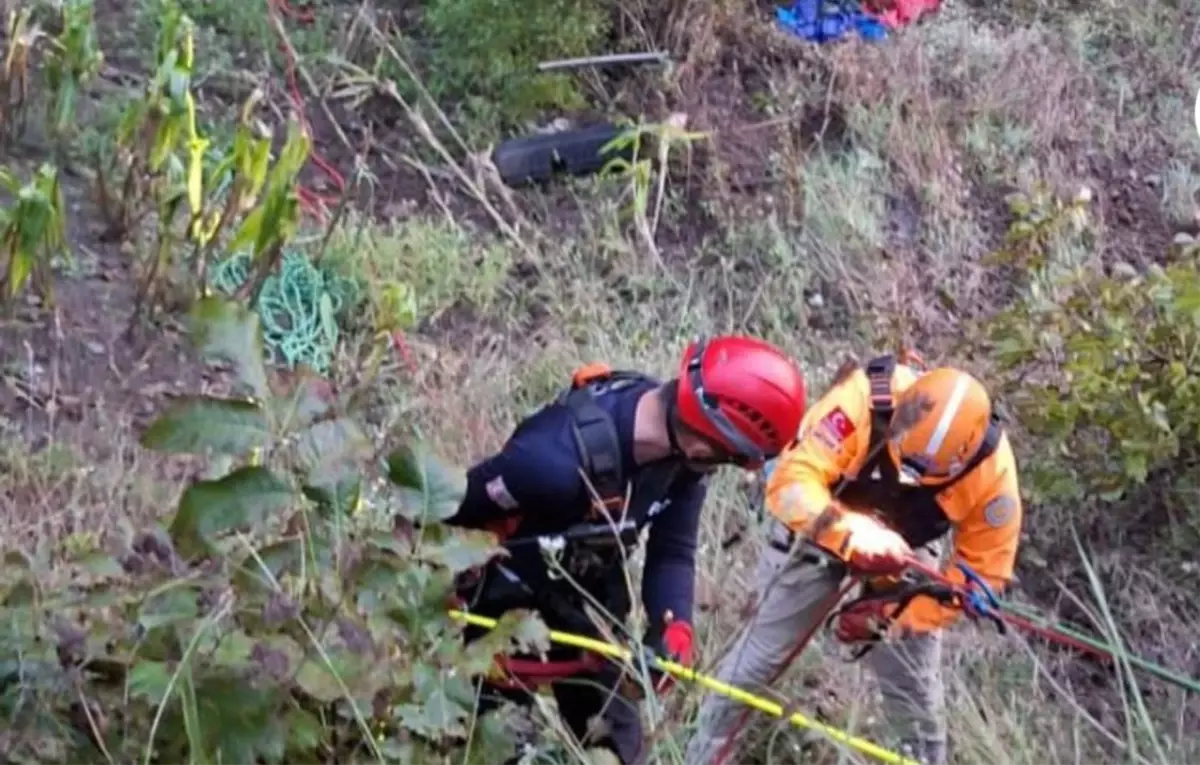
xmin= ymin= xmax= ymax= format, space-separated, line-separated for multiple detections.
xmin=829 ymin=354 xmax=1005 ymax=549
xmin=558 ymin=363 xmax=643 ymax=512
xmin=824 ymin=561 xmax=1006 ymax=660
xmin=468 ymin=365 xmax=687 ymax=688
xmin=866 ymin=353 xmax=897 ymax=413
xmin=555 ymin=362 xmax=685 ymax=529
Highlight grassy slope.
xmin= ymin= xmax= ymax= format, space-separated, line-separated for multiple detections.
xmin=1 ymin=0 xmax=1198 ymax=762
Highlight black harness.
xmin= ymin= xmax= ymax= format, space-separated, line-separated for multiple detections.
xmin=556 ymin=366 xmax=685 ymax=524
xmin=467 ymin=366 xmax=690 ymax=634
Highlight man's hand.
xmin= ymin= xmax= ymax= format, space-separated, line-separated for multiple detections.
xmin=839 ymin=512 xmax=914 ymax=576
xmin=661 ymin=620 xmax=694 ymax=665
xmin=650 ymin=612 xmax=694 ymax=694
xmin=834 ymin=598 xmax=896 ymax=644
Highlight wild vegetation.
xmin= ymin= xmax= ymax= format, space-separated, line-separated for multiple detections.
xmin=0 ymin=0 xmax=1197 ymax=762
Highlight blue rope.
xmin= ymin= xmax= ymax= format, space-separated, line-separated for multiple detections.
xmin=209 ymin=249 xmax=362 ymax=374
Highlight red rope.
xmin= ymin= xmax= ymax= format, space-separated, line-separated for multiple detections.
xmin=264 ymin=0 xmax=345 ymax=223
xmin=263 ymin=0 xmax=418 ymax=376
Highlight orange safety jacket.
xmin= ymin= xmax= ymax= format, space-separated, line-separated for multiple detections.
xmin=765 ymin=354 xmax=1023 ymax=633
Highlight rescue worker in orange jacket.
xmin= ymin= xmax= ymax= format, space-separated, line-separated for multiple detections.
xmin=685 ymin=352 xmax=1023 ymax=765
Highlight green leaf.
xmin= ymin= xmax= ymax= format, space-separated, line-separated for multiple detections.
xmin=277 ymin=367 xmax=335 ymax=429
xmin=170 ymin=466 xmax=294 ymax=558
xmin=397 ymin=662 xmax=473 ymax=737
xmin=293 ymin=417 xmax=371 ymax=493
xmin=234 ymin=539 xmax=307 ymax=593
xmin=139 ymin=585 xmax=199 ymax=631
xmin=500 ymin=608 xmax=551 ymax=652
xmin=1122 ymin=450 xmax=1149 ymax=484
xmin=205 ymin=629 xmax=257 ymax=668
xmin=189 ymin=296 xmax=271 ymax=400
xmin=229 ymin=206 xmax=265 ymax=257
xmin=284 ymin=707 xmax=324 ymax=754
xmin=395 ymin=701 xmax=469 ymax=738
xmin=302 ymin=476 xmax=362 ymax=519
xmin=294 ymin=655 xmax=362 ymax=703
xmin=141 ymin=396 xmax=270 ymax=456
xmin=417 ymin=526 xmax=505 ymax=575
xmin=6 ymin=251 xmax=32 ymax=297
xmin=128 ymin=659 xmax=172 ymax=704
xmin=78 ymin=552 xmax=126 ymax=579
xmin=465 ymin=706 xmax=523 ymax=763
xmin=460 ymin=608 xmax=549 ymax=674
xmin=387 ymin=443 xmax=467 ymax=521
xmin=192 ymin=676 xmax=283 ymax=765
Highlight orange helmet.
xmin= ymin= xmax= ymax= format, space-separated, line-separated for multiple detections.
xmin=887 ymin=367 xmax=993 ymax=487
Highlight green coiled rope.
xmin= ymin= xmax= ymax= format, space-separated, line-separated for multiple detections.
xmin=209 ymin=249 xmax=362 ymax=374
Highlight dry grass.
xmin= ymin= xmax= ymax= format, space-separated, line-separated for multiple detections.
xmin=1 ymin=0 xmax=1198 ymax=761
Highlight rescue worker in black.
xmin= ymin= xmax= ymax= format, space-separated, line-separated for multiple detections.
xmin=444 ymin=335 xmax=809 ymax=764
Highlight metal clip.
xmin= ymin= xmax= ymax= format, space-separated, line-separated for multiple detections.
xmin=538 ymin=535 xmax=567 ymax=580
xmin=954 ymin=561 xmax=1006 ymax=634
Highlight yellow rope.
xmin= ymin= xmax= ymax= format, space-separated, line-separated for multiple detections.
xmin=448 ymin=609 xmax=920 ymax=765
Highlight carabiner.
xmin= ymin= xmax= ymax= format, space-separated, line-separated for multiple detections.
xmin=538 ymin=535 xmax=567 ymax=581
xmin=954 ymin=561 xmax=1007 ymax=633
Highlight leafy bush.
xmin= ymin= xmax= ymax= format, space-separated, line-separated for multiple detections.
xmin=0 ymin=296 xmax=549 ymax=762
xmin=982 ymin=211 xmax=1200 ymax=540
xmin=421 ymin=0 xmax=610 ymax=128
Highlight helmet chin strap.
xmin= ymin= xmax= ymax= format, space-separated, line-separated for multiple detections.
xmin=662 ymin=380 xmax=687 ymax=458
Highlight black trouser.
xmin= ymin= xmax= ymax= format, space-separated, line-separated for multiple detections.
xmin=461 ymin=565 xmax=644 ymax=764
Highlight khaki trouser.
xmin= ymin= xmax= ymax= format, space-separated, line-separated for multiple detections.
xmin=685 ymin=533 xmax=947 ymax=765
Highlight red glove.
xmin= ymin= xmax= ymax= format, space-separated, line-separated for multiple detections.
xmin=650 ymin=618 xmax=694 ymax=695
xmin=834 ymin=599 xmax=896 ymax=644
xmin=661 ymin=620 xmax=694 ymax=666
xmin=838 ymin=512 xmax=914 ymax=577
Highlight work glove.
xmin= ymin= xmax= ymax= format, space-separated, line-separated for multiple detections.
xmin=838 ymin=512 xmax=914 ymax=577
xmin=661 ymin=620 xmax=695 ymax=666
xmin=643 ymin=613 xmax=694 ymax=696
xmin=833 ymin=598 xmax=896 ymax=644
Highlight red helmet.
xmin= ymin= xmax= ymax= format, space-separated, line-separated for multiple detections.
xmin=674 ymin=335 xmax=807 ymax=467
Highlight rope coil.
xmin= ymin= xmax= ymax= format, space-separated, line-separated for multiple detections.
xmin=209 ymin=249 xmax=361 ymax=373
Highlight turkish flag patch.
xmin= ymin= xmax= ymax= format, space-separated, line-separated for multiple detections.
xmin=817 ymin=407 xmax=856 ymax=444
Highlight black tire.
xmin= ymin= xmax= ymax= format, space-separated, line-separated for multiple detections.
xmin=491 ymin=122 xmax=633 ymax=187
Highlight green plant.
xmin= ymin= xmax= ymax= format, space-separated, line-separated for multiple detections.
xmin=0 ymin=296 xmax=549 ymax=762
xmin=323 ymin=214 xmax=512 ymax=337
xmin=0 ymin=7 xmax=42 ymax=143
xmin=599 ymin=115 xmax=708 ymax=281
xmin=984 ymin=236 xmax=1200 ymax=505
xmin=96 ymin=2 xmax=201 ymax=242
xmin=0 ymin=162 xmax=67 ymax=303
xmin=986 ymin=182 xmax=1093 ymax=273
xmin=42 ymin=0 xmax=104 ymax=145
xmin=421 ymin=0 xmax=609 ymax=128
xmin=97 ymin=0 xmax=313 ymax=322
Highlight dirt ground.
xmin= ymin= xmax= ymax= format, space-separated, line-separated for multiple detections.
xmin=0 ymin=0 xmax=1188 ymax=528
